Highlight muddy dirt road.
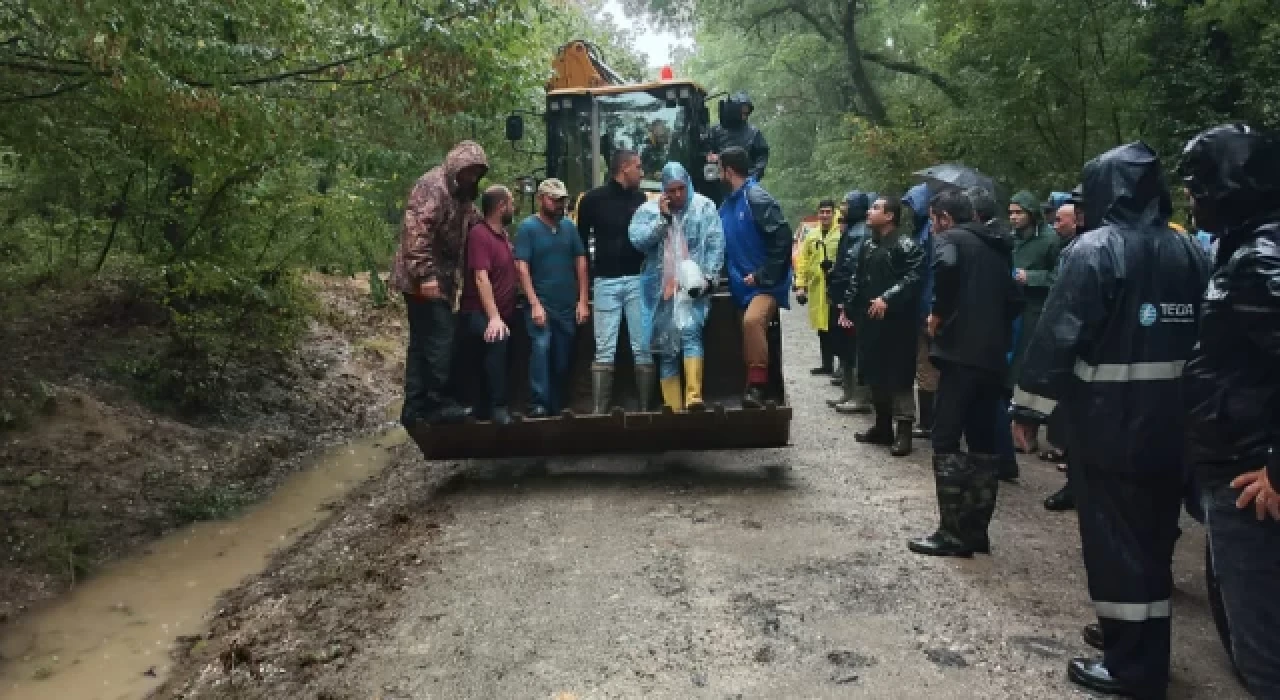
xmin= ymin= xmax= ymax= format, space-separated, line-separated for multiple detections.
xmin=159 ymin=309 xmax=1245 ymax=699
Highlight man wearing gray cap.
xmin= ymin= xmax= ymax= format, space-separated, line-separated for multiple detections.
xmin=514 ymin=178 xmax=590 ymax=418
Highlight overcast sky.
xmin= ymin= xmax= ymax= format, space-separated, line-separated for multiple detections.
xmin=600 ymin=0 xmax=692 ymax=69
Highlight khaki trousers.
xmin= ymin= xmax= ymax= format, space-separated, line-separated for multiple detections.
xmin=743 ymin=294 xmax=778 ymax=384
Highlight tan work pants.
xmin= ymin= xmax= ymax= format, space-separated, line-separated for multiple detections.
xmin=743 ymin=294 xmax=779 ymax=384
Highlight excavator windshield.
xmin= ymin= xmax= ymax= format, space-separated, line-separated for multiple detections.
xmin=546 ymin=83 xmax=706 ymax=202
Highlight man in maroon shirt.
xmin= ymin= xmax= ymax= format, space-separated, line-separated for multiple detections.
xmin=459 ymin=185 xmax=519 ymax=425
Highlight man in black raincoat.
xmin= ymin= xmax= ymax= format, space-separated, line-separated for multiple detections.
xmin=910 ymin=189 xmax=1022 ymax=558
xmin=1179 ymin=124 xmax=1280 ymax=697
xmin=707 ymin=92 xmax=770 ymax=181
xmin=1011 ymin=143 xmax=1210 ymax=699
xmin=844 ymin=195 xmax=924 ymax=456
xmin=826 ymin=191 xmax=872 ymax=412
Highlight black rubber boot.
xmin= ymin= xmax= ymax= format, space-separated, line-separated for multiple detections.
xmin=591 ymin=365 xmax=614 ymax=415
xmin=912 ymin=389 xmax=935 ymax=439
xmin=964 ymin=453 xmax=1001 ymax=553
xmin=908 ymin=453 xmax=976 ymax=558
xmin=890 ymin=419 xmax=914 ymax=457
xmin=1044 ymin=482 xmax=1076 ymax=511
xmin=634 ymin=365 xmax=656 ymax=413
xmin=826 ymin=365 xmax=855 ymax=408
xmin=854 ymin=409 xmax=894 ymax=445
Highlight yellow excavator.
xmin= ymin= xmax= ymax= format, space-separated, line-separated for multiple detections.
xmin=408 ymin=41 xmax=792 ymax=459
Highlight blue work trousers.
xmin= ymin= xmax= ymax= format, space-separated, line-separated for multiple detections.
xmin=526 ymin=308 xmax=576 ymax=414
xmin=592 ymin=275 xmax=650 ymax=367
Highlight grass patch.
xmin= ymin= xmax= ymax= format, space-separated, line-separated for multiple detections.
xmin=170 ymin=483 xmax=254 ymax=522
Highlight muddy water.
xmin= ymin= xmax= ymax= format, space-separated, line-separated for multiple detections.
xmin=0 ymin=429 xmax=406 ymax=700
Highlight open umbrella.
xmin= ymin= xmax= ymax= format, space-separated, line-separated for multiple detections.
xmin=913 ymin=163 xmax=999 ymax=200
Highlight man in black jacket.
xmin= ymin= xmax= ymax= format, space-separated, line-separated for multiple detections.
xmin=909 ymin=190 xmax=1023 ymax=559
xmin=826 ymin=191 xmax=872 ymax=413
xmin=576 ymin=149 xmax=653 ymax=413
xmin=707 ymin=92 xmax=770 ymax=181
xmin=844 ymin=196 xmax=924 ymax=456
xmin=1179 ymin=124 xmax=1280 ymax=697
xmin=1012 ymin=143 xmax=1209 ymax=699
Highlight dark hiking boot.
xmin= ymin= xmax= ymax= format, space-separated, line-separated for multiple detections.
xmin=742 ymin=385 xmax=767 ymax=409
xmin=426 ymin=402 xmax=471 ymax=425
xmin=912 ymin=389 xmax=936 ymax=439
xmin=591 ymin=365 xmax=614 ymax=415
xmin=525 ymin=405 xmax=549 ymax=419
xmin=890 ymin=419 xmax=914 ymax=457
xmin=491 ymin=406 xmax=513 ymax=426
xmin=854 ymin=411 xmax=894 ymax=445
xmin=1067 ymin=658 xmax=1138 ymax=697
xmin=1044 ymin=483 xmax=1076 ymax=511
xmin=907 ymin=531 xmax=975 ymax=558
xmin=1082 ymin=623 xmax=1104 ymax=651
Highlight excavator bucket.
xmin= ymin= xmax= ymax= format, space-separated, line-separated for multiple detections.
xmin=408 ymin=292 xmax=792 ymax=459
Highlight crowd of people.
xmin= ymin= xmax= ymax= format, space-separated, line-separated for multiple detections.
xmin=391 ymin=123 xmax=1278 ymax=700
xmin=791 ymin=128 xmax=1278 ymax=700
xmin=390 ymin=142 xmax=789 ymax=428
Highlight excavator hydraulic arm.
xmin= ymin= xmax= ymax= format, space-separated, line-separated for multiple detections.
xmin=548 ymin=40 xmax=626 ymax=91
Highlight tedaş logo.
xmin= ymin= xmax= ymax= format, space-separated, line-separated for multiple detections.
xmin=1139 ymin=303 xmax=1158 ymax=327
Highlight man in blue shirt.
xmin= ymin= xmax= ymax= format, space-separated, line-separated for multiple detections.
xmin=718 ymin=146 xmax=793 ymax=408
xmin=514 ymin=178 xmax=590 ymax=417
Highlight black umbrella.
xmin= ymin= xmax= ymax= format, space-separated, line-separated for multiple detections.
xmin=913 ymin=163 xmax=999 ymax=199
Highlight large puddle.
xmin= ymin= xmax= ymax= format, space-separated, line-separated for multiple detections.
xmin=0 ymin=428 xmax=406 ymax=700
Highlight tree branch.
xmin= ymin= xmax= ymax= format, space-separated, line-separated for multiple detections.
xmin=0 ymin=80 xmax=89 ymax=103
xmin=858 ymin=50 xmax=963 ymax=104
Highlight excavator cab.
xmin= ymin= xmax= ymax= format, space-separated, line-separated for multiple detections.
xmin=407 ymin=42 xmax=792 ymax=460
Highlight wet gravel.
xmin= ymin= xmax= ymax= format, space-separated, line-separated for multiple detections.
xmin=156 ymin=307 xmax=1247 ymax=699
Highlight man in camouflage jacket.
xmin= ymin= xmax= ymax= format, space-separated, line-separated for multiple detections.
xmin=391 ymin=141 xmax=489 ymax=426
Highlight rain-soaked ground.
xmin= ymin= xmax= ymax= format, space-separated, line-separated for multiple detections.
xmin=7 ymin=308 xmax=1250 ymax=699
xmin=0 ymin=431 xmax=406 ymax=700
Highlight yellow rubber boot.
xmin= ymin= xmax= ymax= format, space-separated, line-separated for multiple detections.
xmin=683 ymin=357 xmax=705 ymax=411
xmin=660 ymin=375 xmax=685 ymax=412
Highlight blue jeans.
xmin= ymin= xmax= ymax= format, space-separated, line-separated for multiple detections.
xmin=526 ymin=308 xmax=576 ymax=414
xmin=593 ymin=275 xmax=650 ymax=366
xmin=658 ymin=302 xmax=708 ymax=380
xmin=1201 ymin=475 xmax=1280 ymax=696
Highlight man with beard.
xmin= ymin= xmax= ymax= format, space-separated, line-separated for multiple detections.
xmin=458 ymin=185 xmax=518 ymax=425
xmin=827 ymin=191 xmax=873 ymax=413
xmin=514 ymin=178 xmax=590 ymax=418
xmin=576 ymin=149 xmax=651 ymax=414
xmin=391 ymin=140 xmax=488 ymax=428
xmin=1012 ymin=143 xmax=1209 ymax=698
xmin=1179 ymin=124 xmax=1280 ymax=698
xmin=909 ymin=189 xmax=1023 ymax=558
xmin=707 ymin=92 xmax=770 ymax=181
xmin=844 ymin=195 xmax=924 ymax=457
xmin=796 ymin=199 xmax=843 ymax=376
xmin=719 ymin=146 xmax=793 ymax=407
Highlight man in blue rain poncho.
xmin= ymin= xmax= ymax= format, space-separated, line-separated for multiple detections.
xmin=629 ymin=163 xmax=726 ymax=411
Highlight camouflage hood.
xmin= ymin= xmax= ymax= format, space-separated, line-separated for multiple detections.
xmin=443 ymin=140 xmax=489 ymax=197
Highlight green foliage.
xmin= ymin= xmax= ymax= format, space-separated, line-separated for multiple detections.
xmin=2 ymin=0 xmax=644 ymax=411
xmin=652 ymin=0 xmax=1279 ymax=221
